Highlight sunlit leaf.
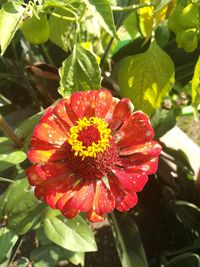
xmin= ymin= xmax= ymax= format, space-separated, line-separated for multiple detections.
xmin=116 ymin=41 xmax=175 ymax=115
xmin=59 ymin=44 xmax=101 ymax=97
xmin=0 ymin=227 xmax=18 ymax=262
xmin=191 ymin=56 xmax=200 ymax=114
xmin=0 ymin=1 xmax=25 ymax=55
xmin=44 ymin=214 xmax=97 ymax=252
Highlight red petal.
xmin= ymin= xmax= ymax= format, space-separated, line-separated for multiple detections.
xmin=44 ymin=176 xmax=77 ymax=209
xmin=62 ymin=198 xmax=79 ymax=219
xmin=121 ymin=155 xmax=159 ymax=174
xmin=104 ymin=98 xmax=119 ymax=123
xmin=86 ymin=209 xmax=105 ymax=223
xmin=120 ymin=141 xmax=162 ymax=156
xmin=92 ymin=180 xmax=115 ymax=214
xmin=35 ymin=162 xmax=70 ymax=180
xmin=34 ymin=184 xmax=45 ymax=199
xmin=33 ymin=122 xmax=67 ymax=146
xmin=71 ymin=180 xmax=94 ymax=212
xmin=28 ymin=148 xmax=66 ymax=163
xmin=65 ymin=101 xmax=78 ymax=125
xmin=109 ymin=98 xmax=134 ymax=131
xmin=95 ymin=90 xmax=113 ymax=119
xmin=109 ymin=176 xmax=138 ymax=211
xmin=29 ymin=137 xmax=55 ymax=151
xmin=53 ymin=99 xmax=73 ymax=129
xmin=56 ymin=177 xmax=83 ymax=210
xmin=26 ymin=165 xmax=44 ymax=186
xmin=114 ymin=112 xmax=154 ymax=148
xmin=111 ymin=167 xmax=148 ymax=192
xmin=70 ymin=91 xmax=90 ymax=119
xmin=84 ymin=90 xmax=98 ymax=117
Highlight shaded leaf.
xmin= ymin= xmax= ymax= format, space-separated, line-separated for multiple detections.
xmin=0 ymin=227 xmax=18 ymax=262
xmin=165 ymin=253 xmax=200 ymax=267
xmin=16 ymin=257 xmax=30 ymax=267
xmin=109 ymin=212 xmax=148 ymax=267
xmin=0 ymin=137 xmax=27 ymax=172
xmin=151 ymin=109 xmax=177 ymax=139
xmin=172 ymin=201 xmax=200 ymax=232
xmin=0 ymin=177 xmax=46 ymax=234
xmin=44 ymin=214 xmax=97 ymax=252
xmin=116 ymin=41 xmax=175 ymax=115
xmin=31 ymin=244 xmax=84 ymax=267
xmin=59 ymin=44 xmax=101 ymax=96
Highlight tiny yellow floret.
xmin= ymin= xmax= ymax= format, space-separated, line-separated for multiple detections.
xmin=68 ymin=117 xmax=111 ymax=159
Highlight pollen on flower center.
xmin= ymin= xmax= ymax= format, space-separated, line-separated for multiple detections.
xmin=68 ymin=117 xmax=112 ymax=159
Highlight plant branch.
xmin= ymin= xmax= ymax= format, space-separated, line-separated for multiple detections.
xmin=0 ymin=115 xmax=23 ymax=148
xmin=9 ymin=238 xmax=23 ymax=266
xmin=112 ymin=2 xmax=156 ymax=12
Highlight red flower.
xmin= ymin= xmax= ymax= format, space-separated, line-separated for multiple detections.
xmin=27 ymin=90 xmax=161 ymax=222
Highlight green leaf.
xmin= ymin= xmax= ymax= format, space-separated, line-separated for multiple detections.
xmin=109 ymin=213 xmax=148 ymax=267
xmin=59 ymin=44 xmax=101 ymax=97
xmin=83 ymin=0 xmax=117 ymax=38
xmin=191 ymin=56 xmax=200 ymax=113
xmin=151 ymin=109 xmax=177 ymax=139
xmin=1 ymin=178 xmax=46 ymax=234
xmin=44 ymin=214 xmax=97 ymax=252
xmin=116 ymin=41 xmax=175 ymax=115
xmin=165 ymin=253 xmax=200 ymax=267
xmin=0 ymin=1 xmax=25 ymax=55
xmin=172 ymin=201 xmax=200 ymax=232
xmin=31 ymin=244 xmax=84 ymax=267
xmin=0 ymin=227 xmax=18 ymax=262
xmin=15 ymin=257 xmax=30 ymax=267
xmin=0 ymin=137 xmax=27 ymax=172
xmin=48 ymin=8 xmax=73 ymax=51
xmin=123 ymin=11 xmax=141 ymax=40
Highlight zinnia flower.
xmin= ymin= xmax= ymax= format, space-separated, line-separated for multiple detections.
xmin=27 ymin=90 xmax=161 ymax=222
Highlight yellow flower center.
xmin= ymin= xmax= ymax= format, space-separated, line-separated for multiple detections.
xmin=68 ymin=117 xmax=112 ymax=159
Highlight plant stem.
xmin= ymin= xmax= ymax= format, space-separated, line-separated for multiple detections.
xmin=0 ymin=115 xmax=23 ymax=148
xmin=9 ymin=238 xmax=23 ymax=266
xmin=51 ymin=11 xmax=77 ymax=21
xmin=112 ymin=2 xmax=156 ymax=12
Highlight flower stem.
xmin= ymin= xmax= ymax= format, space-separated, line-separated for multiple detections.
xmin=0 ymin=115 xmax=23 ymax=148
xmin=112 ymin=2 xmax=156 ymax=12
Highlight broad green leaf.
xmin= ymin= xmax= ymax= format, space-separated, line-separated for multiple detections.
xmin=0 ymin=137 xmax=27 ymax=172
xmin=48 ymin=8 xmax=73 ymax=51
xmin=109 ymin=213 xmax=148 ymax=267
xmin=1 ymin=178 xmax=46 ymax=234
xmin=44 ymin=214 xmax=97 ymax=252
xmin=116 ymin=41 xmax=175 ymax=115
xmin=31 ymin=244 xmax=84 ymax=267
xmin=35 ymin=227 xmax=85 ymax=266
xmin=0 ymin=227 xmax=18 ymax=262
xmin=172 ymin=201 xmax=200 ymax=232
xmin=123 ymin=11 xmax=141 ymax=40
xmin=0 ymin=1 xmax=25 ymax=55
xmin=59 ymin=44 xmax=101 ymax=97
xmin=191 ymin=56 xmax=200 ymax=113
xmin=83 ymin=0 xmax=117 ymax=38
xmin=165 ymin=253 xmax=200 ymax=267
xmin=151 ymin=109 xmax=177 ymax=139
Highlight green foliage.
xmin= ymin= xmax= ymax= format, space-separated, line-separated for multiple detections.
xmin=0 ymin=137 xmax=27 ymax=172
xmin=116 ymin=41 xmax=175 ymax=115
xmin=59 ymin=44 xmax=101 ymax=96
xmin=0 ymin=1 xmax=24 ymax=55
xmin=109 ymin=213 xmax=148 ymax=267
xmin=0 ymin=0 xmax=199 ymax=266
xmin=44 ymin=214 xmax=97 ymax=252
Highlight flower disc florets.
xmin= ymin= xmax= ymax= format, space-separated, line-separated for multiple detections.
xmin=27 ymin=89 xmax=162 ymax=223
xmin=68 ymin=117 xmax=111 ymax=159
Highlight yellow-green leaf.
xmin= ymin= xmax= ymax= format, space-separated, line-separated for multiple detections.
xmin=191 ymin=56 xmax=200 ymax=113
xmin=116 ymin=41 xmax=175 ymax=115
